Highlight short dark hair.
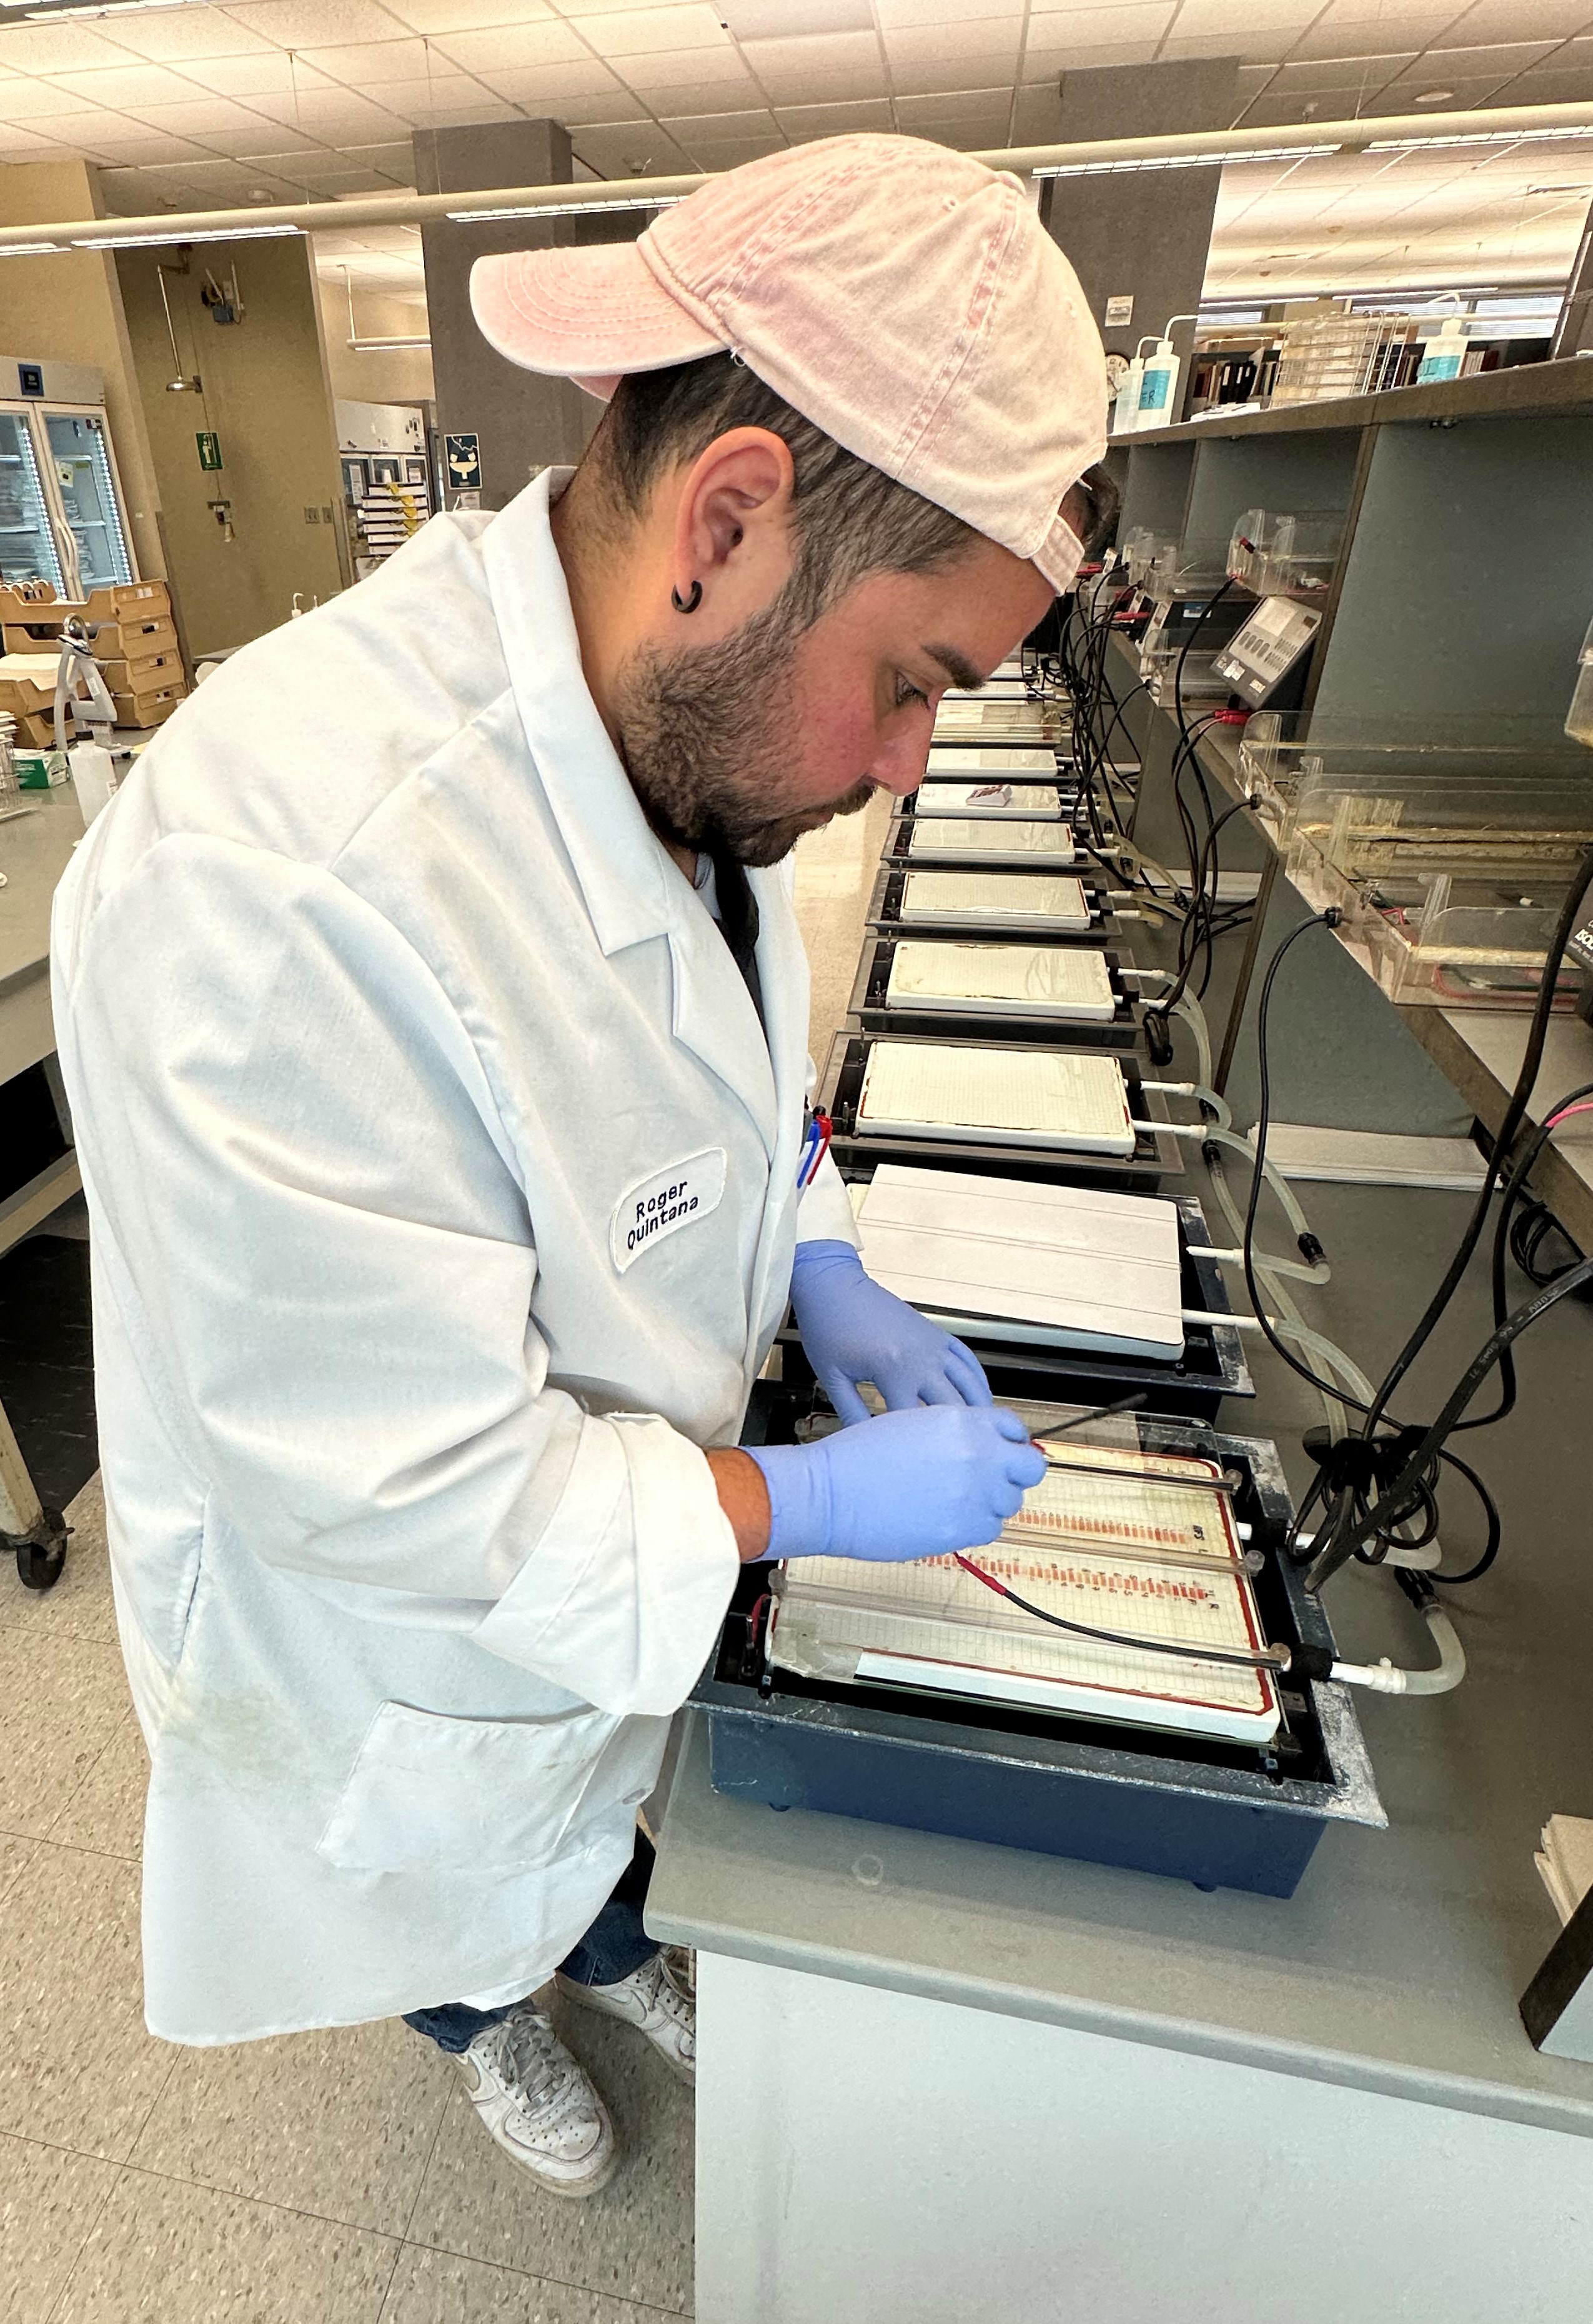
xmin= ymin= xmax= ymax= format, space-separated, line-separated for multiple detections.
xmin=1068 ymin=462 xmax=1120 ymax=558
xmin=585 ymin=353 xmax=977 ymax=626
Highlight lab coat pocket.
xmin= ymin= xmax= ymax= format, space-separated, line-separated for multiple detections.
xmin=315 ymin=1698 xmax=651 ymax=1876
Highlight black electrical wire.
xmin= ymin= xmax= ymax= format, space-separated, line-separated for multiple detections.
xmin=951 ymin=1553 xmax=1289 ymax=1673
xmin=1358 ymin=841 xmax=1593 ymax=1442
xmin=1331 ymin=1253 xmax=1593 ymax=1577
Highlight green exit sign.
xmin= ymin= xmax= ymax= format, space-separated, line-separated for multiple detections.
xmin=196 ymin=432 xmax=222 ymax=472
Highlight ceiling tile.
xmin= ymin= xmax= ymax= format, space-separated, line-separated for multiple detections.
xmin=659 ymin=101 xmax=778 ymax=127
xmin=553 ymin=0 xmax=697 ymax=14
xmin=474 ymin=55 xmax=628 ymax=90
xmin=0 ymin=75 xmax=94 ymax=117
xmin=26 ymin=108 xmax=167 ymax=152
xmin=129 ymin=92 xmax=305 ymax=134
xmin=430 ymin=17 xmax=593 ymax=64
xmin=876 ymin=0 xmax=1025 ymax=20
xmin=747 ymin=61 xmax=890 ymax=94
xmin=772 ymin=93 xmax=895 ymax=129
xmin=737 ymin=28 xmax=880 ymax=72
xmin=1449 ymin=0 xmax=1593 ymax=37
xmin=1285 ymin=7 xmax=1466 ymax=59
xmin=0 ymin=124 xmax=69 ymax=156
xmin=171 ymin=52 xmax=340 ymax=94
xmin=893 ymin=83 xmax=1010 ymax=114
xmin=890 ymin=52 xmax=1018 ymax=91
xmin=1273 ymin=49 xmax=1414 ymax=82
xmin=617 ymin=46 xmax=759 ymax=83
xmin=337 ymin=137 xmax=421 ymax=164
xmin=295 ymin=38 xmax=450 ymax=80
xmin=499 ymin=82 xmax=634 ymax=114
xmin=0 ymin=22 xmax=140 ymax=72
xmin=85 ymin=132 xmax=225 ymax=162
xmin=883 ymin=21 xmax=1023 ymax=58
xmin=90 ymin=9 xmax=279 ymax=63
xmin=571 ymin=2 xmax=733 ymax=52
xmin=380 ymin=0 xmax=555 ymax=25
xmin=568 ymin=119 xmax=694 ymax=164
xmin=1158 ymin=26 xmax=1300 ymax=55
xmin=377 ymin=81 xmax=519 ymax=115
xmin=1494 ymin=58 xmax=1593 ymax=92
xmin=1167 ymin=0 xmax=1321 ymax=33
xmin=329 ymin=66 xmax=484 ymax=105
xmin=1026 ymin=4 xmax=1177 ymax=47
xmin=722 ymin=0 xmax=873 ymax=31
xmin=678 ymin=129 xmax=785 ymax=156
xmin=244 ymin=86 xmax=410 ymax=127
xmin=42 ymin=61 xmax=210 ymax=106
xmin=1398 ymin=36 xmax=1559 ymax=69
xmin=1028 ymin=34 xmax=1166 ymax=66
xmin=1358 ymin=66 xmax=1515 ymax=100
xmin=221 ymin=0 xmax=418 ymax=45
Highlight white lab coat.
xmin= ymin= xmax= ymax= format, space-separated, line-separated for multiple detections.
xmin=49 ymin=469 xmax=857 ymax=2045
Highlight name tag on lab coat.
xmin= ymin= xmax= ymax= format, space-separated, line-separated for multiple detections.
xmin=612 ymin=1147 xmax=728 ymax=1274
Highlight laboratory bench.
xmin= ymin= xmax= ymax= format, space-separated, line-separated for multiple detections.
xmin=0 ymin=783 xmax=84 ymax=1254
xmin=650 ymin=1171 xmax=1593 ymax=2324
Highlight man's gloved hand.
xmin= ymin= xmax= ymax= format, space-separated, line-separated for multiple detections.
xmin=747 ymin=1405 xmax=1045 ymax=1563
xmin=790 ymin=1239 xmax=992 ymax=1425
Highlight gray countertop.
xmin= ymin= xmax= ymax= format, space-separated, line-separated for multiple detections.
xmin=0 ymin=786 xmax=83 ymax=997
xmin=650 ymin=1177 xmax=1593 ymax=2140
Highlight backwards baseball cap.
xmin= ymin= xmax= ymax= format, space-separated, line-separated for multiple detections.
xmin=470 ymin=132 xmax=1109 ymax=594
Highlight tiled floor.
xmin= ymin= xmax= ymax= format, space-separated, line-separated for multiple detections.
xmin=0 ymin=815 xmax=885 ymax=2324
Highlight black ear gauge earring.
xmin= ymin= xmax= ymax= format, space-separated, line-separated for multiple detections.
xmin=671 ymin=579 xmax=703 ymax=614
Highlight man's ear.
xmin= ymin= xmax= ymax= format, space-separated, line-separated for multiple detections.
xmin=670 ymin=426 xmax=796 ymax=622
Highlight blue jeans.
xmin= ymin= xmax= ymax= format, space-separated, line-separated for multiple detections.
xmin=403 ymin=1827 xmax=658 ymax=2055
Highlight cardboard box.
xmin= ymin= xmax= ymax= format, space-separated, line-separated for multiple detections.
xmin=96 ymin=614 xmax=179 ymax=659
xmin=85 ymin=580 xmax=168 ymax=622
xmin=111 ymin=682 xmax=185 ymax=729
xmin=99 ymin=646 xmax=181 ymax=691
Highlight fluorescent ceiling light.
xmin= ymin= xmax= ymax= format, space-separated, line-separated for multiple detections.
xmin=0 ymin=241 xmax=64 ymax=256
xmin=1038 ymin=144 xmax=1337 ymax=177
xmin=1369 ymin=124 xmax=1593 ymax=151
xmin=75 ymin=223 xmax=302 ymax=247
xmin=11 ymin=0 xmax=189 ymax=17
xmin=447 ymin=194 xmax=689 ymax=220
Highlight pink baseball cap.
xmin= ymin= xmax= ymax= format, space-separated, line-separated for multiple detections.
xmin=470 ymin=133 xmax=1109 ymax=594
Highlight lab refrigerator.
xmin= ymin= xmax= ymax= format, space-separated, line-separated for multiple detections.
xmin=0 ymin=356 xmax=137 ymax=601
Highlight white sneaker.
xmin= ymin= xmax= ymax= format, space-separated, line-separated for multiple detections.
xmin=453 ymin=2003 xmax=617 ymax=2197
xmin=557 ymin=1952 xmax=697 ymax=2083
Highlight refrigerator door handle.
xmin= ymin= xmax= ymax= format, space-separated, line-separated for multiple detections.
xmin=49 ymin=507 xmax=83 ymax=603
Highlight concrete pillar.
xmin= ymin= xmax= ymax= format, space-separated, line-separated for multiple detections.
xmin=415 ymin=119 xmax=643 ymax=511
xmin=1041 ymin=59 xmax=1240 ymax=419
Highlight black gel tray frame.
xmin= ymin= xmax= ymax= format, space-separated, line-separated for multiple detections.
xmin=692 ymin=1395 xmax=1386 ymax=1901
xmin=865 ymin=859 xmax=1117 ymax=947
xmin=846 ymin=928 xmax=1144 ymax=1053
xmin=817 ymin=1027 xmax=1182 ymax=1195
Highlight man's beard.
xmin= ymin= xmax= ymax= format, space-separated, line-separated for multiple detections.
xmin=610 ymin=588 xmax=875 ymax=869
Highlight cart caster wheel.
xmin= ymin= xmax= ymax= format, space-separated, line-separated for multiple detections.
xmin=12 ymin=1510 xmax=67 ymax=1591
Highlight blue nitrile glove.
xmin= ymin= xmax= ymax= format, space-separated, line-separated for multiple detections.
xmin=747 ymin=1405 xmax=1045 ymax=1563
xmin=790 ymin=1239 xmax=993 ymax=1425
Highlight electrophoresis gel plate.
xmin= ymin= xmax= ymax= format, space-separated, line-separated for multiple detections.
xmin=885 ymin=940 xmax=1115 ymax=1020
xmin=908 ymin=817 xmax=1077 ymax=867
xmin=856 ymin=1042 xmax=1136 ymax=1156
xmin=898 ymin=871 xmax=1092 ymax=932
xmin=770 ymin=1440 xmax=1280 ymax=1745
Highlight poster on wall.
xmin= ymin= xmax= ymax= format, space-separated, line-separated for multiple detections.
xmin=445 ymin=432 xmax=482 ymax=491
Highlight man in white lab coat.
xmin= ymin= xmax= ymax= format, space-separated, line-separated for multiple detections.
xmin=50 ymin=133 xmax=1108 ymax=2197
